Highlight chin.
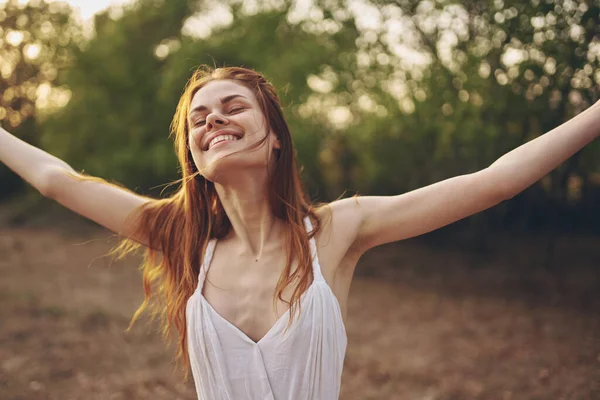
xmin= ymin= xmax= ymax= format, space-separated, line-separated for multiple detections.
xmin=200 ymin=151 xmax=270 ymax=183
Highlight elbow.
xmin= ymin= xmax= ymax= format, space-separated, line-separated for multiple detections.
xmin=495 ymin=183 xmax=517 ymax=204
xmin=495 ymin=176 xmax=525 ymax=201
xmin=481 ymin=167 xmax=517 ymax=203
xmin=502 ymin=188 xmax=519 ymax=201
xmin=38 ymin=167 xmax=58 ymax=199
xmin=40 ymin=165 xmax=75 ymax=199
xmin=492 ymin=180 xmax=515 ymax=202
xmin=489 ymin=187 xmax=512 ymax=208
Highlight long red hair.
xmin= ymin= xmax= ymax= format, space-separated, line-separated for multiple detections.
xmin=98 ymin=66 xmax=325 ymax=378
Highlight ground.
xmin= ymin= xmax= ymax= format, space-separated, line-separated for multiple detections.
xmin=1 ymin=221 xmax=599 ymax=400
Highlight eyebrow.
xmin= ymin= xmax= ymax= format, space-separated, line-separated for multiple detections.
xmin=189 ymin=94 xmax=249 ymax=115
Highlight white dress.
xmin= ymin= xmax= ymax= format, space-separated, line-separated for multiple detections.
xmin=185 ymin=217 xmax=347 ymax=399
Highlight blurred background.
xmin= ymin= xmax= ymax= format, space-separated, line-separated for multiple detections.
xmin=1 ymin=0 xmax=599 ymax=398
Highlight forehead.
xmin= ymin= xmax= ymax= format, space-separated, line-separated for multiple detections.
xmin=189 ymin=80 xmax=256 ymax=111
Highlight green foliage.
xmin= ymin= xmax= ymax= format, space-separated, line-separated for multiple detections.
xmin=160 ymin=5 xmax=361 ymax=197
xmin=39 ymin=0 xmax=199 ymax=194
xmin=2 ymin=0 xmax=599 ymax=231
xmin=342 ymin=0 xmax=600 ymax=229
xmin=0 ymin=0 xmax=80 ymax=197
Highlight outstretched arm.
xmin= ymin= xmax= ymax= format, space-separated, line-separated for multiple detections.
xmin=489 ymin=101 xmax=600 ymax=198
xmin=0 ymin=126 xmax=70 ymax=195
xmin=1 ymin=126 xmax=152 ymax=245
xmin=331 ymin=101 xmax=600 ymax=255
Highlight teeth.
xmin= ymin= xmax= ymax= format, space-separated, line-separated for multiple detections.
xmin=209 ymin=134 xmax=239 ymax=149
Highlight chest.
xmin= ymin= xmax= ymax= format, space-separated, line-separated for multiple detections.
xmin=201 ymin=245 xmax=309 ymax=343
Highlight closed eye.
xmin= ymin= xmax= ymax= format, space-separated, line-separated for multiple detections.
xmin=191 ymin=107 xmax=246 ymax=128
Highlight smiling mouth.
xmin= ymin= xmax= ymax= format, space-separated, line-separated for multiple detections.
xmin=203 ymin=132 xmax=243 ymax=151
xmin=208 ymin=135 xmax=241 ymax=150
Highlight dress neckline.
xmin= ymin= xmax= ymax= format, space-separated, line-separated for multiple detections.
xmin=196 ymin=216 xmax=323 ymax=345
xmin=198 ymin=282 xmax=318 ymax=345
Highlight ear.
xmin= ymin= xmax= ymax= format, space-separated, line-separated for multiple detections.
xmin=271 ymin=131 xmax=281 ymax=150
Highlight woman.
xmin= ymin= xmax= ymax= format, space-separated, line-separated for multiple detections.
xmin=1 ymin=66 xmax=599 ymax=399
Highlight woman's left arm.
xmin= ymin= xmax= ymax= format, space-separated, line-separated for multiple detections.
xmin=489 ymin=100 xmax=600 ymax=198
xmin=337 ymin=101 xmax=600 ymax=255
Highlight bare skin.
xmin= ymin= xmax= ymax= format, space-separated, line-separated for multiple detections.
xmin=188 ymin=81 xmax=600 ymax=343
xmin=187 ymin=80 xmax=350 ymax=342
xmin=2 ymin=81 xmax=598 ymax=345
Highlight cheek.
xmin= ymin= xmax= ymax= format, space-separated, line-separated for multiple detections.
xmin=188 ymin=135 xmax=206 ymax=168
xmin=241 ymin=111 xmax=266 ymax=134
xmin=189 ymin=129 xmax=203 ymax=151
xmin=189 ymin=150 xmax=204 ymax=171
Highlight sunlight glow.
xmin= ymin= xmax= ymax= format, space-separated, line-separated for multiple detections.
xmin=51 ymin=0 xmax=131 ymax=20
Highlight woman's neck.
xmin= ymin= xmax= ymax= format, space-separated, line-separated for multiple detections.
xmin=214 ymin=173 xmax=284 ymax=260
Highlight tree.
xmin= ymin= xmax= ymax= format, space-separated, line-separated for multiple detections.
xmin=0 ymin=0 xmax=80 ymax=198
xmin=41 ymin=0 xmax=200 ymax=193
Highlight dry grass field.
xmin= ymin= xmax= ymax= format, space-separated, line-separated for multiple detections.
xmin=1 ymin=214 xmax=599 ymax=399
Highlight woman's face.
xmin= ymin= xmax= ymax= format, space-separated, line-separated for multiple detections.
xmin=187 ymin=79 xmax=280 ymax=181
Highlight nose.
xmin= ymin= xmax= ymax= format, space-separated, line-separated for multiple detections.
xmin=205 ymin=112 xmax=228 ymax=131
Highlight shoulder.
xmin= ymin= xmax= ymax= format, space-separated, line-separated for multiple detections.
xmin=312 ymin=197 xmax=364 ymax=269
xmin=315 ymin=196 xmax=363 ymax=241
xmin=310 ymin=198 xmax=364 ymax=315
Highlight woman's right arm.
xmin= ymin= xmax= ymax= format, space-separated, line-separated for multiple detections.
xmin=1 ymin=126 xmax=152 ymax=245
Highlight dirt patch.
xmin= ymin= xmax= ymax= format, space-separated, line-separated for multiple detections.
xmin=1 ymin=225 xmax=599 ymax=399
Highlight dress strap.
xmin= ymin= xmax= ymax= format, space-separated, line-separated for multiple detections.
xmin=198 ymin=238 xmax=217 ymax=292
xmin=303 ymin=216 xmax=325 ymax=282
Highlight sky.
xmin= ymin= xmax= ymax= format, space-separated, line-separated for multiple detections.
xmin=58 ymin=0 xmax=130 ymax=20
xmin=52 ymin=0 xmax=431 ymax=75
